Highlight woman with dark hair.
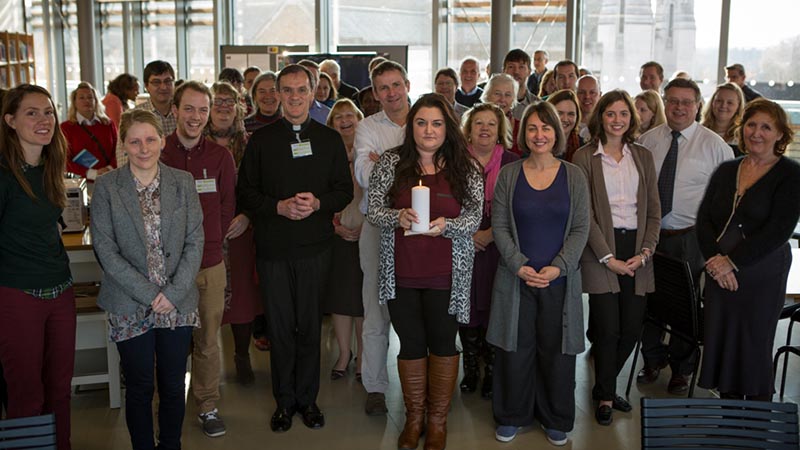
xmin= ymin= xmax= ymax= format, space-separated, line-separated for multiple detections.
xmin=487 ymin=101 xmax=589 ymax=445
xmin=325 ymin=99 xmax=366 ymax=381
xmin=62 ymin=81 xmax=118 ymax=181
xmin=434 ymin=67 xmax=469 ymax=118
xmin=697 ymin=98 xmax=800 ymax=400
xmin=316 ymin=72 xmax=337 ymax=108
xmin=356 ymin=85 xmax=382 ymax=118
xmin=92 ymin=109 xmax=203 ymax=450
xmin=367 ymin=93 xmax=483 ymax=450
xmin=702 ymin=83 xmax=745 ymax=156
xmin=0 ymin=84 xmax=76 ymax=449
xmin=547 ymin=89 xmax=584 ymax=162
xmin=457 ymin=103 xmax=518 ymax=398
xmin=244 ymin=71 xmax=281 ymax=134
xmin=572 ymin=90 xmax=660 ymax=425
xmin=204 ymin=81 xmax=262 ymax=385
xmin=102 ymin=73 xmax=139 ymax=128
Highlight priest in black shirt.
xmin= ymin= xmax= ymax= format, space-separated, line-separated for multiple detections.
xmin=237 ymin=64 xmax=353 ymax=433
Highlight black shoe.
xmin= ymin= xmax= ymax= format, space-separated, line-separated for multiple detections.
xmin=270 ymin=407 xmax=294 ymax=433
xmin=595 ymin=404 xmax=613 ymax=426
xmin=637 ymin=366 xmax=661 ymax=384
xmin=300 ymin=403 xmax=325 ymax=429
xmin=611 ymin=395 xmax=632 ymax=413
xmin=668 ymin=374 xmax=690 ymax=395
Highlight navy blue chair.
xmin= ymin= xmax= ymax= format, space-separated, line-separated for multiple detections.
xmin=0 ymin=413 xmax=56 ymax=449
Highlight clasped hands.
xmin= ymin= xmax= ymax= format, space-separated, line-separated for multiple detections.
xmin=517 ymin=265 xmax=561 ymax=288
xmin=606 ymin=256 xmax=643 ymax=277
xmin=705 ymin=254 xmax=738 ymax=291
xmin=278 ymin=192 xmax=320 ymax=221
xmin=398 ymin=207 xmax=445 ymax=237
xmin=151 ymin=292 xmax=175 ymax=314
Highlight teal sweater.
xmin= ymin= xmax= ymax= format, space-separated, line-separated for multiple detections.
xmin=0 ymin=162 xmax=71 ymax=289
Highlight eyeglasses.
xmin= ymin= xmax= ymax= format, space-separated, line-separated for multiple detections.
xmin=665 ymin=98 xmax=696 ymax=108
xmin=148 ymin=78 xmax=174 ymax=88
xmin=213 ymin=98 xmax=237 ymax=107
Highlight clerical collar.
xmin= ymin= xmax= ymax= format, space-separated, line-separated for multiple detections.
xmin=281 ymin=116 xmax=312 ymax=134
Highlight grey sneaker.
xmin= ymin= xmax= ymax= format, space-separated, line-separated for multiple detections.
xmin=198 ymin=408 xmax=227 ymax=437
xmin=364 ymin=392 xmax=388 ymax=416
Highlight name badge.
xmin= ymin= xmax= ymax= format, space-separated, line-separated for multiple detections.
xmin=195 ymin=178 xmax=217 ymax=194
xmin=291 ymin=140 xmax=313 ymax=158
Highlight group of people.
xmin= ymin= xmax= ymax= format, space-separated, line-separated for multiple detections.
xmin=0 ymin=45 xmax=797 ymax=450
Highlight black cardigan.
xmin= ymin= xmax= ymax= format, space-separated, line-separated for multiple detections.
xmin=696 ymin=156 xmax=800 ymax=268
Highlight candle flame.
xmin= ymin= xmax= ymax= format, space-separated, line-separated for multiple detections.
xmin=418 ymin=179 xmax=422 ymax=186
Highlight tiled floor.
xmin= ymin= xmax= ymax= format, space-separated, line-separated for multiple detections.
xmin=70 ymin=297 xmax=800 ymax=450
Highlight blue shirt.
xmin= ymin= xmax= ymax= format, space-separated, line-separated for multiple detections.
xmin=513 ymin=163 xmax=570 ymax=284
xmin=309 ymin=100 xmax=331 ymax=125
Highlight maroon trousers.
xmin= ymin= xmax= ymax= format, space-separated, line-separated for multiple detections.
xmin=0 ymin=286 xmax=76 ymax=450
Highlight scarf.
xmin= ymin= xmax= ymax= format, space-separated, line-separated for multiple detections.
xmin=470 ymin=144 xmax=504 ymax=215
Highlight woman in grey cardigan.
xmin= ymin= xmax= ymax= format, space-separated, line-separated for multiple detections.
xmin=487 ymin=102 xmax=589 ymax=446
xmin=91 ymin=109 xmax=204 ymax=450
xmin=572 ymin=90 xmax=660 ymax=426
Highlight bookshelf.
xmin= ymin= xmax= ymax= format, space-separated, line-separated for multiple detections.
xmin=0 ymin=32 xmax=35 ymax=89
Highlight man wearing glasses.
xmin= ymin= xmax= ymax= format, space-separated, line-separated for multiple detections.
xmin=636 ymin=78 xmax=733 ymax=395
xmin=136 ymin=60 xmax=178 ymax=136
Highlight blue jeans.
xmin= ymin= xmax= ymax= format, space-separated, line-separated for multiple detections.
xmin=116 ymin=326 xmax=193 ymax=450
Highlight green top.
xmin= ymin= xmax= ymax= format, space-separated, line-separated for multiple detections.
xmin=0 ymin=161 xmax=71 ymax=290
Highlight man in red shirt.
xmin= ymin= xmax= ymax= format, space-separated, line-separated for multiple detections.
xmin=161 ymin=81 xmax=236 ymax=438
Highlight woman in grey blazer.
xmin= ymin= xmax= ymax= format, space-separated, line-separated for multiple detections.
xmin=486 ymin=102 xmax=589 ymax=446
xmin=91 ymin=109 xmax=204 ymax=450
xmin=572 ymin=90 xmax=660 ymax=426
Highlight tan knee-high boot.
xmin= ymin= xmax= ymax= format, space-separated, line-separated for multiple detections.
xmin=398 ymin=358 xmax=428 ymax=449
xmin=424 ymin=354 xmax=459 ymax=450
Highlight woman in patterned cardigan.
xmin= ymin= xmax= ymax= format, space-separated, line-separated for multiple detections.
xmin=367 ymin=93 xmax=483 ymax=450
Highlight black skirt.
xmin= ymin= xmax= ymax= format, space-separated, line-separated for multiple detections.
xmin=698 ymin=243 xmax=791 ymax=396
xmin=322 ymin=235 xmax=364 ymax=317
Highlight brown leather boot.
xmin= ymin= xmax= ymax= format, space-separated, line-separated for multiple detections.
xmin=398 ymin=358 xmax=427 ymax=450
xmin=424 ymin=354 xmax=459 ymax=450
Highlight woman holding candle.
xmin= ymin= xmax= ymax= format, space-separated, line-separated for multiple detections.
xmin=0 ymin=84 xmax=76 ymax=450
xmin=572 ymin=90 xmax=660 ymax=425
xmin=457 ymin=103 xmax=519 ymax=398
xmin=367 ymin=93 xmax=483 ymax=450
xmin=486 ymin=101 xmax=589 ymax=445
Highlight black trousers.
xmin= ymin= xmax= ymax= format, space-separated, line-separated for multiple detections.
xmin=388 ymin=287 xmax=458 ymax=360
xmin=256 ymin=248 xmax=331 ymax=410
xmin=589 ymin=229 xmax=647 ymax=401
xmin=640 ymin=230 xmax=703 ymax=375
xmin=492 ymin=281 xmax=576 ymax=432
xmin=0 ymin=361 xmax=6 ymax=417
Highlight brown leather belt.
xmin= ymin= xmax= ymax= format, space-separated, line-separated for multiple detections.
xmin=660 ymin=226 xmax=695 ymax=237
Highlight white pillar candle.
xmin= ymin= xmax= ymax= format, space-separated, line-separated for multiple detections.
xmin=411 ymin=180 xmax=430 ymax=232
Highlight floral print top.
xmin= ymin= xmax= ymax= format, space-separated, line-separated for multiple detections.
xmin=107 ymin=169 xmax=199 ymax=343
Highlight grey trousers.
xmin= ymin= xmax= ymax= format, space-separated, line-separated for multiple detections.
xmin=359 ymin=221 xmax=391 ymax=394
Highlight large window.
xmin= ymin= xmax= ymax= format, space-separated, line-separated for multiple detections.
xmin=234 ymin=0 xmax=315 ymax=50
xmin=0 ymin=0 xmax=26 ymax=33
xmin=99 ymin=2 xmax=125 ymax=90
xmin=334 ymin=1 xmax=432 ymax=98
xmin=142 ymin=0 xmax=178 ymax=73
xmin=580 ymin=0 xmax=721 ymax=97
xmin=511 ymin=0 xmax=568 ymax=67
xmin=187 ymin=0 xmax=214 ymax=83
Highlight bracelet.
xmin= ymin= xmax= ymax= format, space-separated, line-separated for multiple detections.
xmin=641 ymin=255 xmax=646 ymax=267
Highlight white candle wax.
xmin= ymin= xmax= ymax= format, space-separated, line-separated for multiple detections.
xmin=411 ymin=182 xmax=430 ymax=232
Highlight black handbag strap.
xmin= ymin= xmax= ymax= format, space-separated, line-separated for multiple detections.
xmin=78 ymin=122 xmax=111 ymax=166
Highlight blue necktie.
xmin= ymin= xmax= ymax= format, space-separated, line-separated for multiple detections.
xmin=658 ymin=130 xmax=681 ymax=217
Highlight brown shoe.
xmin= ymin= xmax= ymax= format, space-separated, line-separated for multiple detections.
xmin=398 ymin=358 xmax=427 ymax=450
xmin=424 ymin=354 xmax=459 ymax=450
xmin=667 ymin=374 xmax=690 ymax=395
xmin=365 ymin=392 xmax=388 ymax=416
